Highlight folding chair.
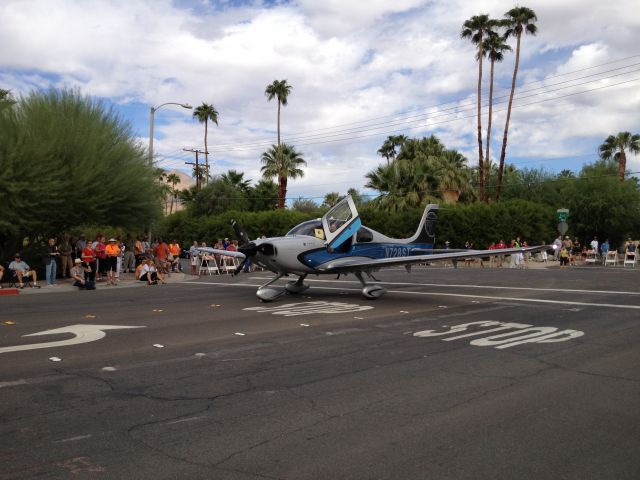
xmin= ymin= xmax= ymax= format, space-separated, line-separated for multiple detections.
xmin=604 ymin=251 xmax=618 ymax=266
xmin=624 ymin=251 xmax=637 ymax=268
xmin=8 ymin=270 xmax=33 ymax=288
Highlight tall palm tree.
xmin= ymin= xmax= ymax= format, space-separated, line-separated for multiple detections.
xmin=598 ymin=132 xmax=640 ymax=181
xmin=495 ymin=6 xmax=538 ymax=201
xmin=166 ymin=173 xmax=181 ymax=214
xmin=192 ymin=103 xmax=219 ymax=184
xmin=481 ymin=32 xmax=511 ymax=191
xmin=265 ymin=80 xmax=292 ymax=146
xmin=260 ymin=143 xmax=306 ymax=208
xmin=377 ymin=138 xmax=396 ymax=166
xmin=461 ymin=14 xmax=498 ymax=202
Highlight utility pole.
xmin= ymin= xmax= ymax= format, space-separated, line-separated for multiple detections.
xmin=184 ymin=148 xmax=207 ymax=190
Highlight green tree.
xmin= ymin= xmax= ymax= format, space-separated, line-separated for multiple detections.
xmin=598 ymin=131 xmax=640 ymax=181
xmin=260 ymin=143 xmax=307 ymax=208
xmin=292 ymin=197 xmax=320 ymax=214
xmin=190 ymin=177 xmax=249 ymax=216
xmin=322 ymin=192 xmax=344 ymax=208
xmin=265 ymin=79 xmax=292 ymax=146
xmin=0 ymin=88 xmax=160 ymax=260
xmin=192 ymin=103 xmax=219 ymax=183
xmin=248 ymin=179 xmax=279 ymax=211
xmin=496 ymin=6 xmax=538 ymax=201
xmin=481 ymin=32 xmax=511 ymax=187
xmin=221 ymin=169 xmax=252 ymax=193
xmin=462 ymin=14 xmax=499 ymax=202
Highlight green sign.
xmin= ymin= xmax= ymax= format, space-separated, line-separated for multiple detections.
xmin=556 ymin=209 xmax=569 ymax=222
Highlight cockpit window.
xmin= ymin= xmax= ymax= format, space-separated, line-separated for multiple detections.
xmin=356 ymin=227 xmax=373 ymax=242
xmin=286 ymin=220 xmax=325 ymax=238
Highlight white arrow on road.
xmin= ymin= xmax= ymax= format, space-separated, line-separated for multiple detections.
xmin=0 ymin=324 xmax=146 ymax=354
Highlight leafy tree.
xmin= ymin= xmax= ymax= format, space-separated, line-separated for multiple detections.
xmin=598 ymin=131 xmax=640 ymax=181
xmin=192 ymin=103 xmax=219 ymax=183
xmin=265 ymin=79 xmax=292 ymax=146
xmin=462 ymin=14 xmax=499 ymax=201
xmin=260 ymin=143 xmax=307 ymax=208
xmin=322 ymin=192 xmax=344 ymax=208
xmin=292 ymin=197 xmax=320 ymax=214
xmin=191 ymin=164 xmax=208 ymax=189
xmin=481 ymin=32 xmax=511 ymax=187
xmin=0 ymin=88 xmax=160 ymax=260
xmin=347 ymin=188 xmax=368 ymax=206
xmin=190 ymin=177 xmax=249 ymax=216
xmin=221 ymin=169 xmax=252 ymax=193
xmin=564 ymin=160 xmax=640 ymax=246
xmin=248 ymin=179 xmax=279 ymax=211
xmin=496 ymin=6 xmax=538 ymax=201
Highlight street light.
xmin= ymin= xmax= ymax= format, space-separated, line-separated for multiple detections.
xmin=148 ymin=102 xmax=192 ymax=166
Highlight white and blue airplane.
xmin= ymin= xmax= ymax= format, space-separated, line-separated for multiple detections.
xmin=200 ymin=196 xmax=549 ymax=302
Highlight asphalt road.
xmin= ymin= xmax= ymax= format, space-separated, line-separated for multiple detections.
xmin=1 ymin=266 xmax=639 ymax=479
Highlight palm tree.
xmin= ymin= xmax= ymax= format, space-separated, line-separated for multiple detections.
xmin=322 ymin=192 xmax=344 ymax=208
xmin=192 ymin=103 xmax=219 ymax=184
xmin=221 ymin=169 xmax=251 ymax=193
xmin=260 ymin=143 xmax=307 ymax=208
xmin=377 ymin=138 xmax=395 ymax=166
xmin=191 ymin=165 xmax=207 ymax=189
xmin=461 ymin=14 xmax=498 ymax=202
xmin=481 ymin=32 xmax=511 ymax=190
xmin=598 ymin=132 xmax=640 ymax=181
xmin=265 ymin=80 xmax=292 ymax=146
xmin=166 ymin=173 xmax=181 ymax=214
xmin=495 ymin=6 xmax=538 ymax=201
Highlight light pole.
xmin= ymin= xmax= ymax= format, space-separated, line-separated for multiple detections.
xmin=148 ymin=102 xmax=192 ymax=166
xmin=148 ymin=102 xmax=192 ymax=244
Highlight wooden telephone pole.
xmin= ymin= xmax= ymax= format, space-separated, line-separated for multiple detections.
xmin=183 ymin=148 xmax=208 ymax=190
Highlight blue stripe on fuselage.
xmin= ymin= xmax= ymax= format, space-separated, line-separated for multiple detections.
xmin=301 ymin=242 xmax=435 ymax=269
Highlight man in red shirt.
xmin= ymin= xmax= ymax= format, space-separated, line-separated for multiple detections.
xmin=154 ymin=238 xmax=170 ymax=273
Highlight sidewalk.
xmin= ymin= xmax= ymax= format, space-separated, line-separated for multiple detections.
xmin=2 ymin=270 xmax=193 ymax=296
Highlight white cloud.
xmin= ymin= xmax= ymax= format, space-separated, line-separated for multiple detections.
xmin=1 ymin=0 xmax=639 ymax=197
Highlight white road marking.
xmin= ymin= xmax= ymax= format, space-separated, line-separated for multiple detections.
xmin=101 ymin=366 xmax=117 ymax=372
xmin=56 ymin=435 xmax=93 ymax=443
xmin=152 ymin=344 xmax=164 ymax=348
xmin=49 ymin=357 xmax=62 ymax=362
xmin=244 ymin=301 xmax=373 ymax=316
xmin=0 ymin=325 xmax=146 ymax=355
xmin=186 ymin=282 xmax=640 ymax=310
xmin=234 ymin=332 xmax=246 ymax=336
xmin=165 ymin=416 xmax=203 ymax=425
xmin=249 ymin=277 xmax=640 ymax=297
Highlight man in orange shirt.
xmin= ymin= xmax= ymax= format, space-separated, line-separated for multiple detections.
xmin=169 ymin=240 xmax=181 ymax=272
xmin=105 ymin=238 xmax=121 ymax=286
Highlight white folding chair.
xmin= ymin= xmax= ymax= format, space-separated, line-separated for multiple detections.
xmin=604 ymin=251 xmax=618 ymax=266
xmin=624 ymin=251 xmax=637 ymax=268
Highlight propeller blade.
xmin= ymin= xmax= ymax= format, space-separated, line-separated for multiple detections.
xmin=230 ymin=219 xmax=250 ymax=245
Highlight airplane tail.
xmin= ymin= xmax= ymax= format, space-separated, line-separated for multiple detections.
xmin=408 ymin=204 xmax=438 ymax=245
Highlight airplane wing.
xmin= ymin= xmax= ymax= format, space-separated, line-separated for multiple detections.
xmin=197 ymin=247 xmax=246 ymax=260
xmin=318 ymin=245 xmax=553 ymax=273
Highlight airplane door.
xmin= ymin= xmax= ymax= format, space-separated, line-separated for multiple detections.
xmin=322 ymin=196 xmax=362 ymax=250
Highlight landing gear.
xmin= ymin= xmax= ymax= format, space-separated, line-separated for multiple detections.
xmin=355 ymin=272 xmax=387 ymax=299
xmin=256 ymin=273 xmax=309 ymax=302
xmin=285 ymin=274 xmax=309 ymax=294
xmin=256 ymin=273 xmax=285 ymax=302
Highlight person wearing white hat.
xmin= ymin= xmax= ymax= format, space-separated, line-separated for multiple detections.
xmin=70 ymin=258 xmax=95 ymax=290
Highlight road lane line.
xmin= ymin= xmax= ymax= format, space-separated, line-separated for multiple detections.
xmin=184 ymin=281 xmax=640 ymax=310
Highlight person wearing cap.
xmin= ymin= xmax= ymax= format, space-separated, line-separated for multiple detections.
xmin=8 ymin=254 xmax=40 ymax=288
xmin=70 ymin=258 xmax=95 ymax=290
xmin=105 ymin=238 xmax=121 ymax=286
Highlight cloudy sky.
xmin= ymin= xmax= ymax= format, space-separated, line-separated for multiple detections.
xmin=1 ymin=0 xmax=639 ymax=202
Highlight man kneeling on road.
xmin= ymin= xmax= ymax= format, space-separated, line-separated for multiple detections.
xmin=71 ymin=258 xmax=95 ymax=290
xmin=8 ymin=254 xmax=40 ymax=288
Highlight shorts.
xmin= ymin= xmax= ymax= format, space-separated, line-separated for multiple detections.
xmin=105 ymin=256 xmax=118 ymax=271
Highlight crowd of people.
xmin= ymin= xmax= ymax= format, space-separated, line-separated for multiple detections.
xmin=2 ymin=234 xmax=184 ymax=290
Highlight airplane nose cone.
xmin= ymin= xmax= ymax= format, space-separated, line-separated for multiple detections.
xmin=239 ymin=242 xmax=258 ymax=257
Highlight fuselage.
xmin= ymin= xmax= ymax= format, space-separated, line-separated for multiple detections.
xmin=252 ymin=233 xmax=434 ymax=275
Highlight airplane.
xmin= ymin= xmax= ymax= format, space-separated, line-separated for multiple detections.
xmin=199 ymin=196 xmax=551 ymax=302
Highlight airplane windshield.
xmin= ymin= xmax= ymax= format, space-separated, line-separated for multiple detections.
xmin=286 ymin=220 xmax=325 ymax=239
xmin=325 ymin=202 xmax=353 ymax=232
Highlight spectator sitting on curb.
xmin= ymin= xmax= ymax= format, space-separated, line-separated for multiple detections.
xmin=70 ymin=258 xmax=95 ymax=290
xmin=138 ymin=259 xmax=166 ymax=285
xmin=8 ymin=254 xmax=40 ymax=288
